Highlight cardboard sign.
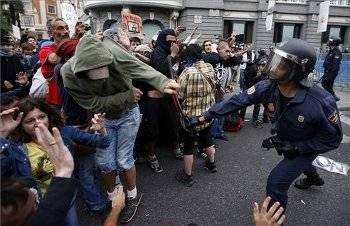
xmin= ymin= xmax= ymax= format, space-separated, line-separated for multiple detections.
xmin=121 ymin=12 xmax=143 ymax=39
xmin=60 ymin=3 xmax=78 ymax=38
xmin=12 ymin=25 xmax=21 ymax=39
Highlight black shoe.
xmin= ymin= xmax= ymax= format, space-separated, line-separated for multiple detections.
xmin=294 ymin=177 xmax=325 ymax=190
xmin=120 ymin=193 xmax=143 ymax=224
xmin=147 ymin=157 xmax=163 ymax=173
xmin=175 ymin=170 xmax=194 ymax=187
xmin=215 ymin=134 xmax=228 ymax=141
xmin=334 ymin=96 xmax=340 ymax=102
xmin=253 ymin=120 xmax=263 ymax=128
xmin=174 ymin=148 xmax=184 ymax=160
xmin=205 ymin=160 xmax=217 ymax=173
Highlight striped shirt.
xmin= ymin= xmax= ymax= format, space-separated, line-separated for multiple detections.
xmin=178 ymin=61 xmax=216 ymax=131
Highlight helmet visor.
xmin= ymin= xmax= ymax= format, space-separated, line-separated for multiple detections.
xmin=264 ymin=49 xmax=297 ymax=81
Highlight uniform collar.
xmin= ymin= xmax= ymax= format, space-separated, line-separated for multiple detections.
xmin=273 ymin=84 xmax=307 ymax=104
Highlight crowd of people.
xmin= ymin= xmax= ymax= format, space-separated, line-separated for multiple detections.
xmin=1 ymin=16 xmax=343 ymax=226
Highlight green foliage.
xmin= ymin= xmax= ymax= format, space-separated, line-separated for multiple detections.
xmin=0 ymin=0 xmax=24 ymax=34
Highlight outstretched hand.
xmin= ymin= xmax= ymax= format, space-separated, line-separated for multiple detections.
xmin=0 ymin=108 xmax=23 ymax=138
xmin=253 ymin=196 xmax=285 ymax=226
xmin=163 ymin=80 xmax=180 ymax=95
xmin=34 ymin=124 xmax=74 ymax=178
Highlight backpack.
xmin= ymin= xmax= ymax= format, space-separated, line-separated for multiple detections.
xmin=29 ymin=67 xmax=49 ymax=98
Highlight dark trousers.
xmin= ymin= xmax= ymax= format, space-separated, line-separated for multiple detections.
xmin=252 ymin=104 xmax=268 ymax=122
xmin=266 ymin=153 xmax=319 ymax=209
xmin=321 ymin=71 xmax=337 ymax=96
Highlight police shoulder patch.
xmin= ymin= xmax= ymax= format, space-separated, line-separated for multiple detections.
xmin=247 ymin=86 xmax=256 ymax=95
xmin=328 ymin=111 xmax=338 ymax=124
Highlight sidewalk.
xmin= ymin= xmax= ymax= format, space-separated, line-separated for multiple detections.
xmin=334 ymin=87 xmax=350 ymax=111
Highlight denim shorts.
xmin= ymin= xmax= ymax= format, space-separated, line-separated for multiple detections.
xmin=95 ymin=107 xmax=141 ymax=172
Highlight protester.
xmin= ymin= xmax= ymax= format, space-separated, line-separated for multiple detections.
xmin=175 ymin=44 xmax=217 ymax=187
xmin=61 ymin=33 xmax=179 ymax=223
xmin=150 ymin=28 xmax=183 ymax=160
xmin=130 ymin=37 xmax=142 ymax=51
xmin=39 ymin=18 xmax=70 ymax=111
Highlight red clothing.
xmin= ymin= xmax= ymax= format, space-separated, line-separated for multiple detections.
xmin=39 ymin=44 xmax=62 ymax=105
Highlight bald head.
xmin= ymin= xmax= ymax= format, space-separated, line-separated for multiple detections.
xmin=217 ymin=40 xmax=231 ymax=60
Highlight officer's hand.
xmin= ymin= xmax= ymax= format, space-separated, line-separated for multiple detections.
xmin=272 ymin=137 xmax=299 ymax=159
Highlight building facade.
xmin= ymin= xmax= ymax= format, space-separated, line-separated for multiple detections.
xmin=84 ymin=0 xmax=350 ymax=50
xmin=20 ymin=0 xmax=84 ymax=39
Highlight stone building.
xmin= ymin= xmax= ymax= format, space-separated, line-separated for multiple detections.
xmin=84 ymin=0 xmax=350 ymax=50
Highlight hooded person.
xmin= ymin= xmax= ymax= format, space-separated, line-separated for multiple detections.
xmin=147 ymin=28 xmax=184 ymax=163
xmin=61 ymin=34 xmax=179 ymax=223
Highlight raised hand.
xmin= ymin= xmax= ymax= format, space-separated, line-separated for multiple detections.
xmin=253 ymin=196 xmax=286 ymax=226
xmin=90 ymin=113 xmax=107 ymax=135
xmin=34 ymin=124 xmax=74 ymax=178
xmin=0 ymin=108 xmax=23 ymax=138
xmin=15 ymin=71 xmax=30 ymax=86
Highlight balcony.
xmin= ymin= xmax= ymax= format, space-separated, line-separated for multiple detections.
xmin=330 ymin=0 xmax=350 ymax=6
xmin=275 ymin=0 xmax=308 ymax=4
xmin=84 ymin=0 xmax=184 ymax=12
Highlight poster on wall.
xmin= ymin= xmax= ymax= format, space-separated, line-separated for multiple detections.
xmin=61 ymin=3 xmax=78 ymax=37
xmin=121 ymin=12 xmax=144 ymax=39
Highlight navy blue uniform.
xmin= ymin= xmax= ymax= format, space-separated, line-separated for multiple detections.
xmin=321 ymin=48 xmax=342 ymax=97
xmin=204 ymin=80 xmax=343 ymax=208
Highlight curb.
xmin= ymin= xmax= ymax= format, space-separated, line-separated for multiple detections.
xmin=339 ymin=107 xmax=350 ymax=111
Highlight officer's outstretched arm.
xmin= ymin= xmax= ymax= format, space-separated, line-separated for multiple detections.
xmin=293 ymin=96 xmax=343 ymax=154
xmin=203 ymin=80 xmax=270 ymax=121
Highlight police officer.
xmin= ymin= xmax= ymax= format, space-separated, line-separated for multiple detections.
xmin=193 ymin=39 xmax=343 ymax=210
xmin=321 ymin=36 xmax=342 ymax=101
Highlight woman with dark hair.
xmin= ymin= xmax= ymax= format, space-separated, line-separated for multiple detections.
xmin=176 ymin=44 xmax=217 ymax=187
xmin=13 ymin=98 xmax=110 ymax=223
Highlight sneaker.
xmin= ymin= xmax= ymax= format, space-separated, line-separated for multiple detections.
xmin=253 ymin=120 xmax=263 ymax=128
xmin=147 ymin=157 xmax=163 ymax=173
xmin=175 ymin=170 xmax=194 ymax=187
xmin=205 ymin=160 xmax=217 ymax=173
xmin=120 ymin=193 xmax=143 ymax=224
xmin=174 ymin=148 xmax=184 ymax=160
xmin=294 ymin=177 xmax=324 ymax=190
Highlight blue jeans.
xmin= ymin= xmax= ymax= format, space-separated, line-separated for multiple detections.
xmin=211 ymin=117 xmax=225 ymax=137
xmin=266 ymin=153 xmax=318 ymax=209
xmin=76 ymin=154 xmax=106 ymax=212
xmin=95 ymin=107 xmax=142 ymax=172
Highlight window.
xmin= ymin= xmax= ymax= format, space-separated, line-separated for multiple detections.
xmin=47 ymin=5 xmax=56 ymax=14
xmin=21 ymin=15 xmax=34 ymax=27
xmin=22 ymin=0 xmax=32 ymax=12
xmin=276 ymin=0 xmax=308 ymax=3
xmin=224 ymin=20 xmax=254 ymax=44
xmin=273 ymin=23 xmax=302 ymax=44
xmin=330 ymin=0 xmax=350 ymax=6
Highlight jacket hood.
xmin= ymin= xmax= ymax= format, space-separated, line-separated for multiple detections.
xmin=155 ymin=29 xmax=176 ymax=53
xmin=72 ymin=34 xmax=113 ymax=76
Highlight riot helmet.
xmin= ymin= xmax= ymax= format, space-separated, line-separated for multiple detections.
xmin=328 ymin=36 xmax=341 ymax=46
xmin=264 ymin=39 xmax=316 ymax=87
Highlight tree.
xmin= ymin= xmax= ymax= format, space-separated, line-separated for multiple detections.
xmin=1 ymin=0 xmax=24 ymax=34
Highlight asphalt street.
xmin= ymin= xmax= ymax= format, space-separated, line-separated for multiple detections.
xmin=76 ymin=112 xmax=350 ymax=226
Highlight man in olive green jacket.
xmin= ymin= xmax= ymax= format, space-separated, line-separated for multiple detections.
xmin=61 ymin=34 xmax=179 ymax=223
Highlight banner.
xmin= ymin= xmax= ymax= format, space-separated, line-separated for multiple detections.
xmin=61 ymin=3 xmax=78 ymax=37
xmin=12 ymin=25 xmax=21 ymax=39
xmin=121 ymin=12 xmax=143 ymax=39
xmin=266 ymin=14 xmax=273 ymax=31
xmin=317 ymin=1 xmax=330 ymax=33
